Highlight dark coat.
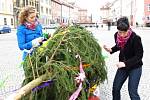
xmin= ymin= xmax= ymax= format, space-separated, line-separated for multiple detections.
xmin=110 ymin=31 xmax=143 ymax=70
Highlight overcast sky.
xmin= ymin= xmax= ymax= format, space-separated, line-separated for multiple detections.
xmin=76 ymin=0 xmax=114 ymax=10
xmin=76 ymin=0 xmax=103 ymax=11
xmin=75 ymin=0 xmax=114 ymax=21
xmin=75 ymin=0 xmax=144 ymax=23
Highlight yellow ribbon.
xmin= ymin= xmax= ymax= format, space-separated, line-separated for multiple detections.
xmin=89 ymin=84 xmax=97 ymax=93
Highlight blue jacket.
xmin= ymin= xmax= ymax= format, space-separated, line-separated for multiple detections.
xmin=16 ymin=24 xmax=43 ymax=60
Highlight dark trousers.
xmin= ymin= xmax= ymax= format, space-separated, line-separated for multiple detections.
xmin=112 ymin=67 xmax=142 ymax=100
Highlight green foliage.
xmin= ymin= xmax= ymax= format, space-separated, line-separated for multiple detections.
xmin=22 ymin=25 xmax=107 ymax=100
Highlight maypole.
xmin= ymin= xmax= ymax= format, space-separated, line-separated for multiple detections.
xmin=14 ymin=25 xmax=107 ymax=100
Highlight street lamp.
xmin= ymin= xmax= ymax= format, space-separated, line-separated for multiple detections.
xmin=13 ymin=0 xmax=20 ymax=28
xmin=131 ymin=0 xmax=133 ymax=26
xmin=61 ymin=4 xmax=63 ymax=23
xmin=120 ymin=0 xmax=122 ymax=17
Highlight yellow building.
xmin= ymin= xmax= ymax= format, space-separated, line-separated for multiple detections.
xmin=0 ymin=0 xmax=14 ymax=28
xmin=13 ymin=0 xmax=40 ymax=27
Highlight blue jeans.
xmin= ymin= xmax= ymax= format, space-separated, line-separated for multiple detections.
xmin=112 ymin=67 xmax=142 ymax=100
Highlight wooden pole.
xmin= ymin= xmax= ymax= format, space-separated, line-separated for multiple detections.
xmin=14 ymin=74 xmax=48 ymax=100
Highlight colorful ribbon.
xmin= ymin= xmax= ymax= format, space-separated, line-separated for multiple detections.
xmin=32 ymin=80 xmax=53 ymax=92
xmin=69 ymin=55 xmax=86 ymax=100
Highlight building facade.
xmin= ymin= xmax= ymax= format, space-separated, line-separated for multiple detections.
xmin=39 ymin=0 xmax=52 ymax=26
xmin=51 ymin=0 xmax=74 ymax=24
xmin=13 ymin=0 xmax=40 ymax=27
xmin=102 ymin=0 xmax=138 ymax=26
xmin=78 ymin=9 xmax=88 ymax=23
xmin=51 ymin=0 xmax=62 ymax=23
xmin=70 ymin=5 xmax=79 ymax=23
xmin=12 ymin=0 xmax=80 ymax=27
xmin=62 ymin=1 xmax=73 ymax=24
xmin=0 ymin=0 xmax=14 ymax=28
xmin=100 ymin=3 xmax=111 ymax=24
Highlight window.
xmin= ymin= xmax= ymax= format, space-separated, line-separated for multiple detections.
xmin=2 ymin=2 xmax=4 ymax=10
xmin=147 ymin=16 xmax=150 ymax=20
xmin=49 ymin=9 xmax=51 ymax=15
xmin=46 ymin=8 xmax=48 ymax=14
xmin=26 ymin=0 xmax=28 ymax=5
xmin=11 ymin=18 xmax=13 ymax=25
xmin=46 ymin=19 xmax=48 ymax=24
xmin=23 ymin=0 xmax=25 ymax=7
xmin=41 ymin=6 xmax=43 ymax=13
xmin=148 ymin=4 xmax=150 ymax=12
xmin=49 ymin=0 xmax=51 ymax=5
xmin=45 ymin=0 xmax=48 ymax=4
xmin=36 ymin=2 xmax=39 ymax=12
xmin=30 ymin=1 xmax=32 ymax=5
xmin=4 ymin=18 xmax=7 ymax=25
xmin=32 ymin=2 xmax=34 ymax=6
xmin=30 ymin=1 xmax=33 ymax=6
xmin=9 ymin=4 xmax=11 ymax=12
xmin=16 ymin=0 xmax=20 ymax=7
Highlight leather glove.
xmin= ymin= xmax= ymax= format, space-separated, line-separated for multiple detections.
xmin=32 ymin=37 xmax=44 ymax=47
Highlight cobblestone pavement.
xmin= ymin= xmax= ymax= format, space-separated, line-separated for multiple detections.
xmin=0 ymin=27 xmax=150 ymax=100
xmin=0 ymin=32 xmax=23 ymax=99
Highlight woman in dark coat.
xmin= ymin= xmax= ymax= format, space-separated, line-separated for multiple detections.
xmin=104 ymin=17 xmax=143 ymax=100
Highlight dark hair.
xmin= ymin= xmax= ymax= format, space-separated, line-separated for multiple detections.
xmin=117 ymin=17 xmax=129 ymax=31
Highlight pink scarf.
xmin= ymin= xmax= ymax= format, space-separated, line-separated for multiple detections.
xmin=117 ymin=29 xmax=132 ymax=49
xmin=24 ymin=20 xmax=39 ymax=30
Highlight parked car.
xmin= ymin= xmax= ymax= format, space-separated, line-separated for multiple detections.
xmin=0 ymin=25 xmax=11 ymax=34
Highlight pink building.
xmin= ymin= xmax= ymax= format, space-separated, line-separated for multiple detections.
xmin=51 ymin=0 xmax=62 ymax=23
xmin=51 ymin=0 xmax=74 ymax=24
xmin=144 ymin=0 xmax=150 ymax=26
xmin=78 ymin=9 xmax=91 ymax=23
xmin=100 ymin=6 xmax=111 ymax=24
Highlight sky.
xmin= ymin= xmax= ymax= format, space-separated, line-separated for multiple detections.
xmin=75 ymin=0 xmax=114 ymax=21
xmin=75 ymin=0 xmax=144 ymax=23
xmin=76 ymin=0 xmax=103 ymax=12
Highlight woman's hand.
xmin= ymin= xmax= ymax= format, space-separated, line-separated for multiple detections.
xmin=103 ymin=45 xmax=112 ymax=53
xmin=32 ymin=37 xmax=44 ymax=47
xmin=116 ymin=62 xmax=125 ymax=68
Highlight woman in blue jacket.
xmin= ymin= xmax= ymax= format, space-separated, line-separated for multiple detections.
xmin=17 ymin=6 xmax=44 ymax=60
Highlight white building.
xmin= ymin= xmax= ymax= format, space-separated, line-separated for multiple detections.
xmin=100 ymin=2 xmax=112 ymax=24
xmin=67 ymin=0 xmax=78 ymax=23
xmin=39 ymin=0 xmax=52 ymax=26
xmin=70 ymin=5 xmax=79 ymax=23
xmin=110 ymin=0 xmax=122 ymax=22
xmin=61 ymin=1 xmax=74 ymax=24
xmin=135 ymin=0 xmax=144 ymax=25
xmin=110 ymin=0 xmax=144 ymax=26
xmin=13 ymin=0 xmax=40 ymax=27
xmin=0 ymin=0 xmax=14 ymax=28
